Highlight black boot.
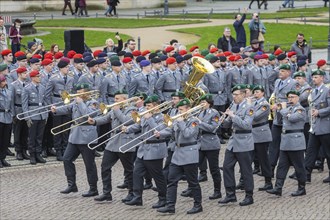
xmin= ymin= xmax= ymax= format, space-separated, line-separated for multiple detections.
xmin=218 ymin=188 xmax=237 ymax=204
xmin=16 ymin=152 xmax=24 ymax=160
xmin=1 ymin=159 xmax=11 ymax=167
xmin=94 ymin=193 xmax=112 ymax=202
xmin=82 ymin=185 xmax=98 ymax=197
xmin=47 ymin=148 xmax=57 ymax=157
xmin=258 ymin=177 xmax=273 ymax=191
xmin=266 ymin=178 xmax=284 ymax=196
xmin=198 ymin=173 xmax=208 ymax=182
xmin=157 ymin=205 xmax=175 ymax=214
xmin=187 ymin=204 xmax=203 ymax=214
xmin=236 ymin=178 xmax=244 ymax=190
xmin=56 ymin=150 xmax=63 ymax=161
xmin=41 ymin=150 xmax=48 ymax=158
xmin=36 ymin=154 xmax=46 ymax=163
xmin=289 ymin=172 xmax=297 ymax=180
xmin=22 ymin=150 xmax=30 ymax=160
xmin=239 ymin=192 xmax=254 ymax=206
xmin=152 ymin=197 xmax=166 ymax=209
xmin=60 ymin=177 xmax=78 ymax=194
xmin=6 ymin=148 xmax=15 ymax=156
xmin=117 ymin=182 xmax=128 ymax=189
xmin=323 ymin=173 xmax=330 ymax=183
xmin=0 ymin=160 xmax=3 ymax=168
xmin=125 ymin=196 xmax=142 ymax=206
xmin=291 ymin=182 xmax=306 ymax=197
xmin=30 ymin=153 xmax=37 ymax=165
xmin=181 ymin=188 xmax=193 ymax=197
xmin=143 ymin=182 xmax=153 ymax=190
xmin=121 ymin=191 xmax=134 ymax=203
xmin=209 ymin=190 xmax=222 ymax=200
xmin=306 ymin=173 xmax=311 ymax=183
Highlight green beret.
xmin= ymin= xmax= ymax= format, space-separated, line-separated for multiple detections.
xmin=176 ymin=98 xmax=191 ymax=108
xmin=279 ymin=64 xmax=291 ymax=70
xmin=114 ymin=89 xmax=128 ymax=95
xmin=245 ymin=84 xmax=254 ymax=90
xmin=252 ymin=85 xmax=265 ymax=92
xmin=200 ymin=49 xmax=209 ymax=57
xmin=286 ymin=90 xmax=300 ymax=97
xmin=134 ymin=92 xmax=147 ymax=100
xmin=199 ymin=93 xmax=213 ymax=103
xmin=75 ymin=83 xmax=90 ymax=90
xmin=268 ymin=54 xmax=276 ymax=61
xmin=0 ymin=63 xmax=8 ymax=72
xmin=311 ymin=69 xmax=326 ymax=76
xmin=232 ymin=84 xmax=246 ymax=93
xmin=293 ymin=71 xmax=306 ymax=78
xmin=144 ymin=94 xmax=159 ymax=105
xmin=109 ymin=55 xmax=120 ymax=63
xmin=249 ymin=52 xmax=256 ymax=59
xmin=171 ymin=91 xmax=185 ymax=99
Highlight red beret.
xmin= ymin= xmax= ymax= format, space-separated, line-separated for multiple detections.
xmin=30 ymin=70 xmax=40 ymax=78
xmin=189 ymin=46 xmax=199 ymax=52
xmin=73 ymin=53 xmax=83 ymax=59
xmin=317 ymin=59 xmax=326 ymax=67
xmin=287 ymin=51 xmax=297 ymax=58
xmin=60 ymin=57 xmax=70 ymax=64
xmin=54 ymin=52 xmax=64 ymax=59
xmin=166 ymin=57 xmax=177 ymax=65
xmin=234 ymin=55 xmax=242 ymax=61
xmin=209 ymin=48 xmax=218 ymax=54
xmin=141 ymin=50 xmax=151 ymax=56
xmin=262 ymin=54 xmax=269 ymax=59
xmin=228 ymin=55 xmax=236 ymax=62
xmin=93 ymin=50 xmax=102 ymax=58
xmin=1 ymin=49 xmax=12 ymax=56
xmin=44 ymin=52 xmax=53 ymax=60
xmin=132 ymin=50 xmax=141 ymax=57
xmin=223 ymin=51 xmax=232 ymax=57
xmin=217 ymin=52 xmax=225 ymax=57
xmin=123 ymin=57 xmax=133 ymax=63
xmin=274 ymin=48 xmax=283 ymax=56
xmin=67 ymin=50 xmax=77 ymax=59
xmin=32 ymin=54 xmax=42 ymax=59
xmin=17 ymin=67 xmax=27 ymax=74
xmin=193 ymin=53 xmax=204 ymax=58
xmin=179 ymin=50 xmax=187 ymax=56
xmin=165 ymin=46 xmax=175 ymax=53
xmin=14 ymin=51 xmax=26 ymax=58
xmin=41 ymin=59 xmax=53 ymax=66
xmin=254 ymin=55 xmax=263 ymax=60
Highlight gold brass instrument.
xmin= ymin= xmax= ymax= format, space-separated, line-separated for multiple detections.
xmin=308 ymin=93 xmax=315 ymax=133
xmin=268 ymin=93 xmax=276 ymax=121
xmin=131 ymin=101 xmax=173 ymax=123
xmin=61 ymin=90 xmax=99 ymax=105
xmin=183 ymin=57 xmax=215 ymax=104
xmin=99 ymin=96 xmax=139 ymax=115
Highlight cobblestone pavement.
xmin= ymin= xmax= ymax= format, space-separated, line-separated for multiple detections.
xmin=1 ymin=148 xmax=329 ymax=220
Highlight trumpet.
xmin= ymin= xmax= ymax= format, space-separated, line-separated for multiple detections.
xmin=131 ymin=101 xmax=173 ymax=123
xmin=99 ymin=96 xmax=139 ymax=115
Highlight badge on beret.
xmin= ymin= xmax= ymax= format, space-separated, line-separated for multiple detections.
xmin=262 ymin=106 xmax=267 ymax=111
xmin=214 ymin=116 xmax=219 ymax=122
xmin=192 ymin=122 xmax=197 ymax=127
xmin=249 ymin=109 xmax=254 ymax=115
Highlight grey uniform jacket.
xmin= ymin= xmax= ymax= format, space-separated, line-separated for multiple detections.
xmin=166 ymin=107 xmax=179 ymax=151
xmin=126 ymin=112 xmax=167 ymax=160
xmin=39 ymin=70 xmax=52 ymax=87
xmin=0 ymin=87 xmax=14 ymax=124
xmin=129 ymin=72 xmax=156 ymax=97
xmin=252 ymin=66 xmax=270 ymax=98
xmin=100 ymin=72 xmax=127 ymax=104
xmin=298 ymin=83 xmax=312 ymax=123
xmin=266 ymin=64 xmax=279 ymax=94
xmin=272 ymin=77 xmax=297 ymax=126
xmin=77 ymin=72 xmax=103 ymax=91
xmin=95 ymin=106 xmax=137 ymax=152
xmin=44 ymin=72 xmax=74 ymax=105
xmin=280 ymin=103 xmax=306 ymax=151
xmin=22 ymin=83 xmax=48 ymax=121
xmin=221 ymin=100 xmax=254 ymax=152
xmin=309 ymin=84 xmax=330 ymax=135
xmin=203 ymin=69 xmax=229 ymax=106
xmin=198 ymin=108 xmax=221 ymax=151
xmin=155 ymin=70 xmax=183 ymax=102
xmin=10 ymin=79 xmax=26 ymax=115
xmin=229 ymin=66 xmax=253 ymax=86
xmin=54 ymin=100 xmax=99 ymax=144
xmin=160 ymin=117 xmax=200 ymax=166
xmin=252 ymin=97 xmax=272 ymax=143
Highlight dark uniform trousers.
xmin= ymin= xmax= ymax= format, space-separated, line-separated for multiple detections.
xmin=223 ymin=149 xmax=254 ymax=193
xmin=199 ymin=150 xmax=221 ymax=190
xmin=13 ymin=119 xmax=28 ymax=153
xmin=42 ymin=113 xmax=54 ymax=151
xmin=163 ymin=150 xmax=174 ymax=182
xmin=0 ymin=122 xmax=12 ymax=160
xmin=133 ymin=157 xmax=166 ymax=199
xmin=53 ymin=114 xmax=71 ymax=152
xmin=305 ymin=133 xmax=330 ymax=174
xmin=254 ymin=142 xmax=272 ymax=178
xmin=28 ymin=120 xmax=46 ymax=154
xmin=166 ymin=163 xmax=202 ymax=208
xmin=101 ymin=150 xmax=134 ymax=194
xmin=63 ymin=143 xmax=98 ymax=185
xmin=303 ymin=123 xmax=310 ymax=147
xmin=276 ymin=150 xmax=306 ymax=182
xmin=269 ymin=125 xmax=282 ymax=169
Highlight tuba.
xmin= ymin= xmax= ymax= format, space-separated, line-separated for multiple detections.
xmin=183 ymin=57 xmax=215 ymax=105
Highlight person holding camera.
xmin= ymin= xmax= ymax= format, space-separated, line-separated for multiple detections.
xmin=26 ymin=41 xmax=45 ymax=60
xmin=103 ymin=33 xmax=123 ymax=54
xmin=249 ymin=13 xmax=266 ymax=49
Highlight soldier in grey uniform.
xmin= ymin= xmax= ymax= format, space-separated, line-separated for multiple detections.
xmin=129 ymin=60 xmax=156 ymax=97
xmin=268 ymin=64 xmax=297 ymax=176
xmin=266 ymin=54 xmax=278 ymax=95
xmin=9 ymin=52 xmax=28 ymax=83
xmin=155 ymin=57 xmax=183 ymax=102
xmin=176 ymin=56 xmax=189 ymax=83
xmin=97 ymin=57 xmax=110 ymax=78
xmin=22 ymin=70 xmax=48 ymax=165
xmin=123 ymin=95 xmax=167 ymax=209
xmin=11 ymin=67 xmax=29 ymax=160
xmin=267 ymin=90 xmax=307 ymax=197
xmin=40 ymin=59 xmax=54 ymax=87
xmin=156 ymin=98 xmax=203 ymax=214
xmin=121 ymin=57 xmax=134 ymax=88
xmin=52 ymin=83 xmax=99 ymax=197
xmin=78 ymin=60 xmax=102 ymax=91
xmin=251 ymin=55 xmax=270 ymax=98
xmin=151 ymin=57 xmax=163 ymax=82
xmin=304 ymin=70 xmax=330 ymax=184
xmin=89 ymin=90 xmax=137 ymax=203
xmin=218 ymin=85 xmax=255 ymax=206
xmin=45 ymin=58 xmax=74 ymax=161
xmin=228 ymin=55 xmax=252 ymax=88
xmin=71 ymin=56 xmax=86 ymax=84
xmin=0 ymin=74 xmax=14 ymax=168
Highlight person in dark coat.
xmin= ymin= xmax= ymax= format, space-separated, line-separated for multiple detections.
xmin=217 ymin=27 xmax=237 ymax=52
xmin=109 ymin=0 xmax=120 ymax=16
xmin=233 ymin=8 xmax=247 ymax=48
xmin=248 ymin=0 xmax=260 ymax=9
xmin=78 ymin=0 xmax=88 ymax=17
xmin=103 ymin=34 xmax=123 ymax=54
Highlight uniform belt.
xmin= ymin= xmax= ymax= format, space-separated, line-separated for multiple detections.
xmin=282 ymin=129 xmax=304 ymax=134
xmin=252 ymin=121 xmax=269 ymax=128
xmin=14 ymin=104 xmax=22 ymax=107
xmin=201 ymin=131 xmax=216 ymax=135
xmin=0 ymin=109 xmax=10 ymax=113
xmin=107 ymin=94 xmax=114 ymax=98
xmin=177 ymin=141 xmax=198 ymax=147
xmin=163 ymin=89 xmax=177 ymax=93
xmin=134 ymin=132 xmax=141 ymax=135
xmin=29 ymin=103 xmax=43 ymax=106
xmin=145 ymin=139 xmax=167 ymax=144
xmin=233 ymin=130 xmax=251 ymax=134
xmin=210 ymin=91 xmax=223 ymax=95
xmin=53 ymin=94 xmax=61 ymax=98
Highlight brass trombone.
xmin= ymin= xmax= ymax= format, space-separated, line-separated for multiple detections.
xmin=99 ymin=96 xmax=139 ymax=115
xmin=131 ymin=101 xmax=173 ymax=123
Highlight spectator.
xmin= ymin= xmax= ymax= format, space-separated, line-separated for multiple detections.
xmin=50 ymin=44 xmax=60 ymax=55
xmin=62 ymin=0 xmax=74 ymax=16
xmin=249 ymin=13 xmax=266 ymax=49
xmin=207 ymin=43 xmax=217 ymax=50
xmin=74 ymin=0 xmax=80 ymax=15
xmin=124 ymin=39 xmax=136 ymax=53
xmin=0 ymin=33 xmax=7 ymax=53
xmin=26 ymin=41 xmax=45 ymax=60
xmin=259 ymin=0 xmax=268 ymax=10
xmin=105 ymin=0 xmax=112 ymax=17
xmin=282 ymin=0 xmax=294 ymax=8
xmin=233 ymin=8 xmax=247 ymax=48
xmin=243 ymin=39 xmax=263 ymax=53
xmin=103 ymin=34 xmax=123 ymax=54
xmin=0 ymin=17 xmax=7 ymax=46
xmin=9 ymin=19 xmax=23 ymax=61
xmin=109 ymin=0 xmax=120 ymax=16
xmin=217 ymin=27 xmax=237 ymax=52
xmin=290 ymin=33 xmax=312 ymax=63
xmin=248 ymin=0 xmax=260 ymax=9
xmin=78 ymin=0 xmax=89 ymax=17
xmin=324 ymin=0 xmax=329 ymax=7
